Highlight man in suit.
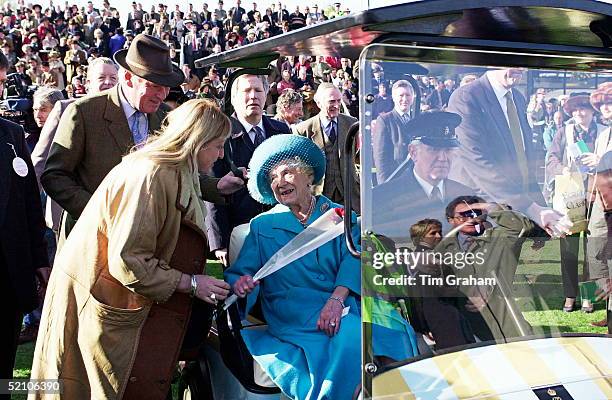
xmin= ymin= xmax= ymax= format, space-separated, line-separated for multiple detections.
xmin=183 ymin=22 xmax=204 ymax=76
xmin=447 ymin=68 xmax=570 ymax=236
xmin=230 ymin=0 xmax=246 ymax=24
xmin=0 ymin=51 xmax=50 ymax=383
xmin=372 ymin=80 xmax=415 ymax=183
xmin=126 ymin=1 xmax=143 ymax=30
xmin=42 ymin=35 xmax=243 ymax=246
xmin=206 ymin=74 xmax=291 ymax=266
xmin=371 ymin=111 xmax=473 ymax=243
xmin=294 ymin=82 xmax=360 ymax=212
xmin=425 ymin=78 xmax=451 ymax=110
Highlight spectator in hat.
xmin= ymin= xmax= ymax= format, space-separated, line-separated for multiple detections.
xmin=546 ymin=92 xmax=608 ymax=313
xmin=42 ymin=34 xmax=243 ymax=247
xmin=27 ymin=32 xmax=41 ymax=52
xmin=371 ymin=111 xmax=474 ymax=242
xmin=27 ymin=58 xmax=43 ymax=85
xmin=39 ymin=61 xmax=59 ymax=88
xmin=63 ymin=37 xmax=87 ymax=83
xmin=46 ymin=50 xmax=65 ymax=90
xmin=1 ymin=41 xmax=15 ymax=69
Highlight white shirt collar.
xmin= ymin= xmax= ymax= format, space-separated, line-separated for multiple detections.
xmin=413 ymin=169 xmax=445 ymax=200
xmin=486 ymin=70 xmax=511 ymax=108
xmin=319 ymin=114 xmax=337 ymax=131
xmin=118 ymin=86 xmax=139 ymax=120
xmin=394 ymin=106 xmax=410 ymax=118
xmin=236 ymin=114 xmax=265 ymax=141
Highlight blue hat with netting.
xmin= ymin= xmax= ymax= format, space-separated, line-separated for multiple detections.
xmin=248 ymin=135 xmax=326 ymax=205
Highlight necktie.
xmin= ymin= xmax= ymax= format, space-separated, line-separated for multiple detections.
xmin=430 ymin=185 xmax=443 ymax=203
xmin=192 ymin=35 xmax=198 ymax=51
xmin=505 ymin=91 xmax=529 ymax=188
xmin=131 ymin=111 xmax=147 ymax=147
xmin=252 ymin=126 xmax=265 ymax=147
xmin=327 ymin=121 xmax=337 ymax=144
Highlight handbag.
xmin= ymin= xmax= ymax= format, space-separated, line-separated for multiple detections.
xmin=552 ymin=167 xmax=588 ymax=234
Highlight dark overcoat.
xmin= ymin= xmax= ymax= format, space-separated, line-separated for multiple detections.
xmin=0 ymin=118 xmax=48 ymax=312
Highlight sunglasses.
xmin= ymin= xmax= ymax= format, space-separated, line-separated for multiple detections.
xmin=455 ymin=209 xmax=483 ymax=219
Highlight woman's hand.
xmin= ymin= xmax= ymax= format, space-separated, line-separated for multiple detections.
xmin=233 ymin=275 xmax=259 ymax=298
xmin=195 ymin=275 xmax=230 ymax=304
xmin=317 ymin=298 xmax=344 ymax=337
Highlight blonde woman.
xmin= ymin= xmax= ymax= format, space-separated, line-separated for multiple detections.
xmin=31 ymin=99 xmax=232 ymax=400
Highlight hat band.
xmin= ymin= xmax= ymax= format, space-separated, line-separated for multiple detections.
xmin=126 ymin=55 xmax=173 ymax=76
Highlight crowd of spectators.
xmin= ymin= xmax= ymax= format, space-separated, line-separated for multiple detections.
xmin=0 ymin=0 xmax=354 ymax=101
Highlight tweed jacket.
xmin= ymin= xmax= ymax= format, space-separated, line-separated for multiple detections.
xmin=41 ymin=86 xmax=225 ymax=241
xmin=294 ymin=113 xmax=360 ymax=213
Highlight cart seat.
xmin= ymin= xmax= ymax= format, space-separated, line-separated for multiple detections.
xmin=215 ymin=224 xmax=280 ymax=394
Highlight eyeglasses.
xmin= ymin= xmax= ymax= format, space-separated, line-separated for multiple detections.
xmin=453 ymin=209 xmax=483 ymax=221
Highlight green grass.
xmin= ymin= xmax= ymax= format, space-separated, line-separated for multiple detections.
xmin=513 ymin=238 xmax=608 ymax=335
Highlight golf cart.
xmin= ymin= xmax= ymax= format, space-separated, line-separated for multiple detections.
xmin=185 ymin=1 xmax=612 ymax=399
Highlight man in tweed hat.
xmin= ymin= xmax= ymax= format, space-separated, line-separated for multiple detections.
xmin=42 ymin=34 xmax=243 ymax=246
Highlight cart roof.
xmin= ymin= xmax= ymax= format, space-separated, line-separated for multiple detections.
xmin=195 ymin=0 xmax=612 ymax=70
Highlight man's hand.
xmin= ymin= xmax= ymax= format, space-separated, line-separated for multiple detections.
xmin=217 ymin=168 xmax=247 ymax=195
xmin=595 ymin=278 xmax=612 ymax=301
xmin=215 ymin=248 xmax=228 ymax=266
xmin=527 ymin=203 xmax=572 ymax=237
xmin=579 ymin=152 xmax=600 ymax=168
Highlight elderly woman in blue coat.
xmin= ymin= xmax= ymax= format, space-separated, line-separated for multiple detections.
xmin=225 ymin=135 xmax=418 ymax=400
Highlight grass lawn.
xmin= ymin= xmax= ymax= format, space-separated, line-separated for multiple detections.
xmin=12 ymin=241 xmax=608 ymax=399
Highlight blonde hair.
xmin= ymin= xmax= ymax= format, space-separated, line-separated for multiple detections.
xmin=126 ymin=99 xmax=231 ymax=168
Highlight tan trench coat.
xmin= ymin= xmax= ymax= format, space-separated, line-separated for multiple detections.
xmin=30 ymin=157 xmax=207 ymax=399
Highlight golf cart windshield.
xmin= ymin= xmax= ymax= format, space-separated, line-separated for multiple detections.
xmin=360 ymin=44 xmax=612 ymax=397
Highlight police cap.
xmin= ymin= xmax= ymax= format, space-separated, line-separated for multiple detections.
xmin=407 ymin=111 xmax=461 ymax=148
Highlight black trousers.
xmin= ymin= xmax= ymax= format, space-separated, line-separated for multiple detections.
xmin=0 ymin=262 xmax=24 ymax=400
xmin=560 ymin=233 xmax=585 ymax=298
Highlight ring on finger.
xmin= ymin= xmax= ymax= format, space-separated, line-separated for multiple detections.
xmin=210 ymin=293 xmax=216 ymax=300
xmin=329 ymin=321 xmax=336 ymax=327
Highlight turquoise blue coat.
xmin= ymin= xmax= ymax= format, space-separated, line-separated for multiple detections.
xmin=225 ymin=196 xmax=361 ymax=400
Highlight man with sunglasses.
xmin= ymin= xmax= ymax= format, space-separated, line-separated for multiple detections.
xmin=436 ymin=195 xmax=537 ymax=341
